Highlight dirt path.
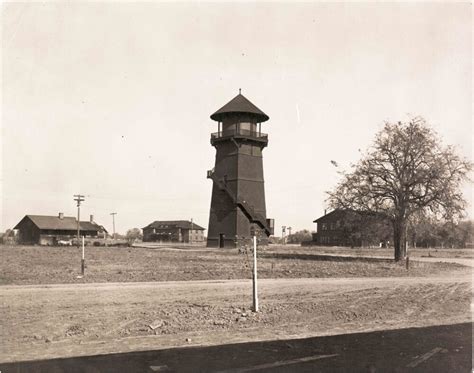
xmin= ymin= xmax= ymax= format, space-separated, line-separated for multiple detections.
xmin=1 ymin=272 xmax=471 ymax=363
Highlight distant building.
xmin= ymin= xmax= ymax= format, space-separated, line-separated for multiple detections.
xmin=0 ymin=229 xmax=17 ymax=245
xmin=310 ymin=209 xmax=391 ymax=247
xmin=14 ymin=213 xmax=107 ymax=245
xmin=142 ymin=220 xmax=205 ymax=243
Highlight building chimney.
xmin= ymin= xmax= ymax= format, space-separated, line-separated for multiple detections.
xmin=59 ymin=212 xmax=64 ymax=219
xmin=324 ymin=209 xmax=327 ymax=215
xmin=90 ymin=215 xmax=94 ymax=223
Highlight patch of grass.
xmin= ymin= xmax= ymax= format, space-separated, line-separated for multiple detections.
xmin=0 ymin=244 xmax=468 ymax=285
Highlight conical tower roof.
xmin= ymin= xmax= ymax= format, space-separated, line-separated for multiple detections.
xmin=211 ymin=93 xmax=269 ymax=122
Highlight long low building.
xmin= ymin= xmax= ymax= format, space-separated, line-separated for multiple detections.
xmin=310 ymin=209 xmax=391 ymax=247
xmin=142 ymin=220 xmax=205 ymax=243
xmin=14 ymin=213 xmax=107 ymax=245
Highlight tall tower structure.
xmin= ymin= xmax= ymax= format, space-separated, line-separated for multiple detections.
xmin=207 ymin=91 xmax=274 ymax=248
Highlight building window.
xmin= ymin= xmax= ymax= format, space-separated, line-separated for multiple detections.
xmin=321 ymin=223 xmax=328 ymax=231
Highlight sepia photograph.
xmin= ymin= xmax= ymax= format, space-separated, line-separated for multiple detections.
xmin=1 ymin=1 xmax=472 ymax=372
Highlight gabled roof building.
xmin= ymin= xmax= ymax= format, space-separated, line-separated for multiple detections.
xmin=14 ymin=213 xmax=107 ymax=245
xmin=310 ymin=209 xmax=391 ymax=247
xmin=142 ymin=220 xmax=205 ymax=243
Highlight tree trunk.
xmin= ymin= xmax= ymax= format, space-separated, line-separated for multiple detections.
xmin=393 ymin=219 xmax=407 ymax=261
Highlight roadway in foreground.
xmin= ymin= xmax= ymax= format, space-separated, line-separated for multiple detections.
xmin=1 ymin=322 xmax=471 ymax=373
xmin=1 ymin=272 xmax=471 ymax=364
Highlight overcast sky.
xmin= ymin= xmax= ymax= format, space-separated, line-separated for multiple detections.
xmin=1 ymin=2 xmax=472 ymax=235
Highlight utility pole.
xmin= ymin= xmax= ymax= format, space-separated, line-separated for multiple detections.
xmin=73 ymin=195 xmax=85 ymax=248
xmin=282 ymin=226 xmax=286 ymax=245
xmin=288 ymin=226 xmax=292 ymax=239
xmin=110 ymin=213 xmax=117 ymax=240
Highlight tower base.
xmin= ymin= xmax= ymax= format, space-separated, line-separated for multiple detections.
xmin=206 ymin=236 xmax=237 ymax=248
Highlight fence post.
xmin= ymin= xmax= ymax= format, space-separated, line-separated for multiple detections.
xmin=81 ymin=236 xmax=85 ymax=276
xmin=252 ymin=235 xmax=259 ymax=312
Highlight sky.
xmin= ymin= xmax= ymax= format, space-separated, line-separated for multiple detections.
xmin=1 ymin=2 xmax=472 ymax=235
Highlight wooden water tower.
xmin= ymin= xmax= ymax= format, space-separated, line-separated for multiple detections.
xmin=207 ymin=91 xmax=274 ymax=248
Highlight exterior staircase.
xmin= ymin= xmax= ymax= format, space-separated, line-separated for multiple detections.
xmin=207 ymin=169 xmax=271 ymax=236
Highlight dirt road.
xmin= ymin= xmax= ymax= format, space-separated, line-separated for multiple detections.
xmin=1 ymin=272 xmax=470 ymax=363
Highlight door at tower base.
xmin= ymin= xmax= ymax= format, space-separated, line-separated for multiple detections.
xmin=206 ymin=92 xmax=273 ymax=248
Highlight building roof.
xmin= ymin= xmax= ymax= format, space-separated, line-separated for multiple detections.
xmin=210 ymin=93 xmax=269 ymax=123
xmin=14 ymin=215 xmax=105 ymax=232
xmin=143 ymin=220 xmax=205 ymax=231
xmin=313 ymin=209 xmax=379 ymax=223
xmin=313 ymin=209 xmax=338 ymax=223
xmin=80 ymin=221 xmax=107 ymax=232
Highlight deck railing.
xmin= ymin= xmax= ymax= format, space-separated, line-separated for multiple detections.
xmin=211 ymin=129 xmax=268 ymax=141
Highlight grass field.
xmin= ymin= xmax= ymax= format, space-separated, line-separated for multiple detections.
xmin=0 ymin=244 xmax=470 ymax=285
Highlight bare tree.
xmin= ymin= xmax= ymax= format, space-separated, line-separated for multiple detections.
xmin=327 ymin=118 xmax=472 ymax=261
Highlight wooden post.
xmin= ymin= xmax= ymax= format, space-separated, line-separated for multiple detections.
xmin=252 ymin=235 xmax=259 ymax=312
xmin=81 ymin=236 xmax=85 ymax=275
xmin=405 ymin=225 xmax=409 ymax=270
xmin=405 ymin=242 xmax=409 ymax=270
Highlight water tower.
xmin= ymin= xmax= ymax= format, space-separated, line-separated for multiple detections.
xmin=207 ymin=91 xmax=274 ymax=248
